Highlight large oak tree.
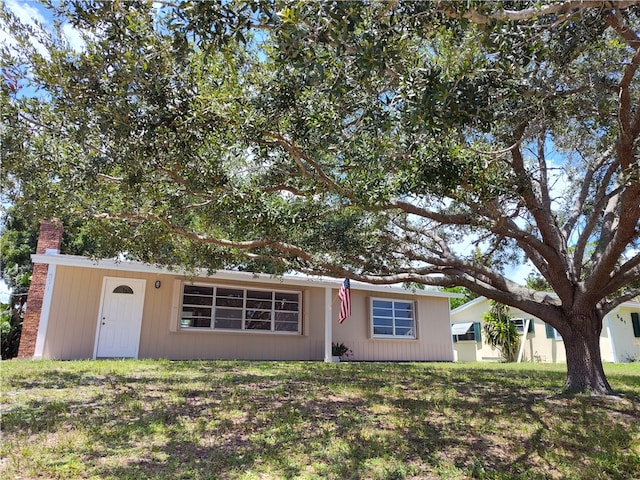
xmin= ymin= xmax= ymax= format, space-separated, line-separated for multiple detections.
xmin=2 ymin=1 xmax=639 ymax=393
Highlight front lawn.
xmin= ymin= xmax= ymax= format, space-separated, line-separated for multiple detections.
xmin=1 ymin=360 xmax=638 ymax=479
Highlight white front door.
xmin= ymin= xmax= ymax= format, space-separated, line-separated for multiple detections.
xmin=95 ymin=277 xmax=146 ymax=358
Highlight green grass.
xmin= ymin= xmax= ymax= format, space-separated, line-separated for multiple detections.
xmin=1 ymin=361 xmax=638 ymax=480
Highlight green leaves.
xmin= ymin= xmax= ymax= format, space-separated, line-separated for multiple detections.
xmin=482 ymin=301 xmax=519 ymax=362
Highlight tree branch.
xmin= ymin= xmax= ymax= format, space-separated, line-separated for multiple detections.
xmin=603 ymin=7 xmax=640 ymax=50
xmin=564 ymin=145 xmax=614 ymax=238
xmin=444 ymin=1 xmax=640 ymax=25
xmin=586 ymin=183 xmax=640 ymax=297
xmin=571 ymin=150 xmax=619 ymax=277
xmin=603 ymin=8 xmax=640 ymax=170
xmin=264 ymin=132 xmax=347 ymax=196
xmin=601 ymin=286 xmax=640 ymax=314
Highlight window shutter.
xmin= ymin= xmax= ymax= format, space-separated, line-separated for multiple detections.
xmin=631 ymin=313 xmax=640 ymax=338
xmin=527 ymin=319 xmax=535 ymax=333
xmin=473 ymin=322 xmax=482 ymax=343
xmin=545 ymin=323 xmax=554 ymax=339
xmin=452 ymin=335 xmax=458 ymax=343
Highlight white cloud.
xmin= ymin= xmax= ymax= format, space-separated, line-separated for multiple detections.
xmin=2 ymin=0 xmax=49 ymax=57
xmin=7 ymin=0 xmax=46 ymax=26
xmin=62 ymin=22 xmax=85 ymax=52
xmin=3 ymin=1 xmax=86 ymax=55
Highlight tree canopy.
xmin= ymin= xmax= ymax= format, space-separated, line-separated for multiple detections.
xmin=2 ymin=0 xmax=639 ymax=393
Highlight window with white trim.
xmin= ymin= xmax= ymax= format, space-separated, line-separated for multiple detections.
xmin=370 ymin=298 xmax=416 ymax=338
xmin=452 ymin=322 xmax=481 ymax=342
xmin=631 ymin=313 xmax=640 ymax=338
xmin=545 ymin=323 xmax=562 ymax=340
xmin=113 ymin=285 xmax=134 ymax=294
xmin=454 ymin=328 xmax=476 ymax=342
xmin=511 ymin=318 xmax=534 ymax=334
xmin=180 ymin=284 xmax=301 ymax=333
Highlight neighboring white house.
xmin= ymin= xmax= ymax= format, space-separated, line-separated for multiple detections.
xmin=450 ymin=296 xmax=640 ymax=363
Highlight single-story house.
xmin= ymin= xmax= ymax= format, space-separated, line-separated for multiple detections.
xmin=450 ymin=296 xmax=640 ymax=363
xmin=17 ymin=220 xmax=458 ymax=362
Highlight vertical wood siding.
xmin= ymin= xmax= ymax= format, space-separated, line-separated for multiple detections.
xmin=42 ymin=266 xmax=453 ymax=361
xmin=333 ymin=289 xmax=454 ymax=362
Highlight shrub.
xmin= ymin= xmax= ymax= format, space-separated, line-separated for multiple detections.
xmin=482 ymin=301 xmax=519 ymax=362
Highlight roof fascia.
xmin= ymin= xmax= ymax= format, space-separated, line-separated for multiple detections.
xmin=450 ymin=296 xmax=488 ymax=315
xmin=30 ymin=253 xmax=462 ymax=299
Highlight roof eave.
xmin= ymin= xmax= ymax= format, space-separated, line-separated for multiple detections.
xmin=30 ymin=253 xmax=462 ymax=299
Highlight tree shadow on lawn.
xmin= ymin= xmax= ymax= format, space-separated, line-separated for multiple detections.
xmin=96 ymin=367 xmax=640 ymax=478
xmin=3 ymin=362 xmax=638 ymax=479
xmin=3 ymin=368 xmax=109 ymax=390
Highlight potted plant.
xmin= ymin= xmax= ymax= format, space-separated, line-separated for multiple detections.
xmin=331 ymin=342 xmax=352 ymax=362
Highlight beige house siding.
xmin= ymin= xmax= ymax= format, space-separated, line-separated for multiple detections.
xmin=43 ymin=265 xmax=102 ymax=359
xmin=333 ymin=290 xmax=454 ymax=362
xmin=38 ymin=261 xmax=455 ymax=362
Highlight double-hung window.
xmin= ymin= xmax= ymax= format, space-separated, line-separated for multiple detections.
xmin=370 ymin=298 xmax=416 ymax=338
xmin=180 ymin=284 xmax=301 ymax=333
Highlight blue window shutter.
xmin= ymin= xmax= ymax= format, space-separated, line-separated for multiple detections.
xmin=473 ymin=322 xmax=482 ymax=343
xmin=632 ymin=313 xmax=640 ymax=338
xmin=528 ymin=319 xmax=535 ymax=333
xmin=545 ymin=323 xmax=554 ymax=339
xmin=452 ymin=335 xmax=458 ymax=343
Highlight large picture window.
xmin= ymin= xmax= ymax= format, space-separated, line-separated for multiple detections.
xmin=370 ymin=298 xmax=416 ymax=338
xmin=180 ymin=284 xmax=301 ymax=333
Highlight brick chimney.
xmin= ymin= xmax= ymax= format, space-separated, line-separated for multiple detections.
xmin=17 ymin=219 xmax=64 ymax=358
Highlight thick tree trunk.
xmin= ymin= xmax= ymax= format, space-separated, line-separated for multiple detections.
xmin=562 ymin=313 xmax=613 ymax=395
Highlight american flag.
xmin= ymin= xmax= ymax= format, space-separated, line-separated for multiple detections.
xmin=338 ymin=278 xmax=351 ymax=323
